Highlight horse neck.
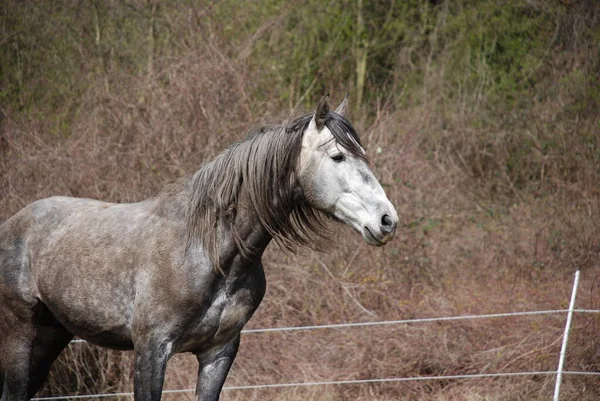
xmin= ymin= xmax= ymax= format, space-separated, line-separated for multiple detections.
xmin=216 ymin=170 xmax=308 ymax=271
xmin=184 ymin=125 xmax=307 ymax=272
xmin=215 ymin=188 xmax=278 ymax=270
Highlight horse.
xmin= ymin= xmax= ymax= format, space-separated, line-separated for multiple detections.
xmin=0 ymin=95 xmax=398 ymax=401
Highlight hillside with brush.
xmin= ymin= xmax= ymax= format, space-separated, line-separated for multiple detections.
xmin=1 ymin=0 xmax=599 ymax=400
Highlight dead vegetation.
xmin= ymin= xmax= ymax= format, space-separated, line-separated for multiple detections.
xmin=1 ymin=0 xmax=600 ymax=399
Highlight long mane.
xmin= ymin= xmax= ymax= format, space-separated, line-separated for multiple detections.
xmin=186 ymin=111 xmax=365 ymax=271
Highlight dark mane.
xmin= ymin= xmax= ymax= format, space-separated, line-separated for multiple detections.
xmin=186 ymin=111 xmax=365 ymax=271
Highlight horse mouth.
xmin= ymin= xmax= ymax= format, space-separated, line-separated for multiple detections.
xmin=364 ymin=227 xmax=385 ymax=246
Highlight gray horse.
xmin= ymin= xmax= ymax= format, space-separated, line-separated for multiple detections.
xmin=0 ymin=95 xmax=398 ymax=401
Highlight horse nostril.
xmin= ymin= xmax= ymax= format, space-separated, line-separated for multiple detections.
xmin=381 ymin=214 xmax=393 ymax=228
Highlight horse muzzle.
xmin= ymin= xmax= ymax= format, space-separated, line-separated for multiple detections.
xmin=362 ymin=208 xmax=398 ymax=246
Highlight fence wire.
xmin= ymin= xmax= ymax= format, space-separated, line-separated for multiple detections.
xmin=69 ymin=308 xmax=600 ymax=343
xmin=31 ymin=371 xmax=600 ymax=400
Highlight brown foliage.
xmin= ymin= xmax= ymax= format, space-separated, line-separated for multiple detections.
xmin=1 ymin=1 xmax=600 ymax=400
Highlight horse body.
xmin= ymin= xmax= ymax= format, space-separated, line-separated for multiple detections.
xmin=0 ymin=96 xmax=398 ymax=400
xmin=2 ymin=186 xmax=264 ymax=342
xmin=2 ymin=181 xmax=268 ymax=399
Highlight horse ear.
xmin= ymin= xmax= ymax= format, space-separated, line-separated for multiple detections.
xmin=335 ymin=93 xmax=348 ymax=116
xmin=310 ymin=93 xmax=330 ymax=131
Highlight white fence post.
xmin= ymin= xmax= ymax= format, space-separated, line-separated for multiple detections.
xmin=553 ymin=270 xmax=580 ymax=401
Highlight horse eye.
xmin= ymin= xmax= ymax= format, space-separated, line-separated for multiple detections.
xmin=331 ymin=153 xmax=346 ymax=163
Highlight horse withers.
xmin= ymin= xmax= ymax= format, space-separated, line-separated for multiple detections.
xmin=0 ymin=95 xmax=398 ymax=401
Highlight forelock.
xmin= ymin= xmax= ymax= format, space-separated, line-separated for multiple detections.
xmin=292 ymin=110 xmax=368 ymax=161
xmin=325 ymin=113 xmax=367 ymax=160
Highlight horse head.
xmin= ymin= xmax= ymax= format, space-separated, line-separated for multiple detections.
xmin=298 ymin=95 xmax=398 ymax=246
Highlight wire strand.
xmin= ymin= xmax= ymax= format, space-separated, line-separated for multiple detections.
xmin=69 ymin=308 xmax=600 ymax=344
xmin=31 ymin=371 xmax=600 ymax=400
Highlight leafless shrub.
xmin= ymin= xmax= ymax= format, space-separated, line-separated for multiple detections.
xmin=2 ymin=1 xmax=600 ymax=400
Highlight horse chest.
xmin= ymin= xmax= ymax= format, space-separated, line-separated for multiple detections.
xmin=180 ymin=283 xmax=263 ymax=352
xmin=216 ymin=292 xmax=255 ymax=333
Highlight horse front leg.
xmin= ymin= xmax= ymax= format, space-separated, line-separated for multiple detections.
xmin=133 ymin=338 xmax=172 ymax=401
xmin=0 ymin=300 xmax=37 ymax=401
xmin=194 ymin=335 xmax=240 ymax=401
